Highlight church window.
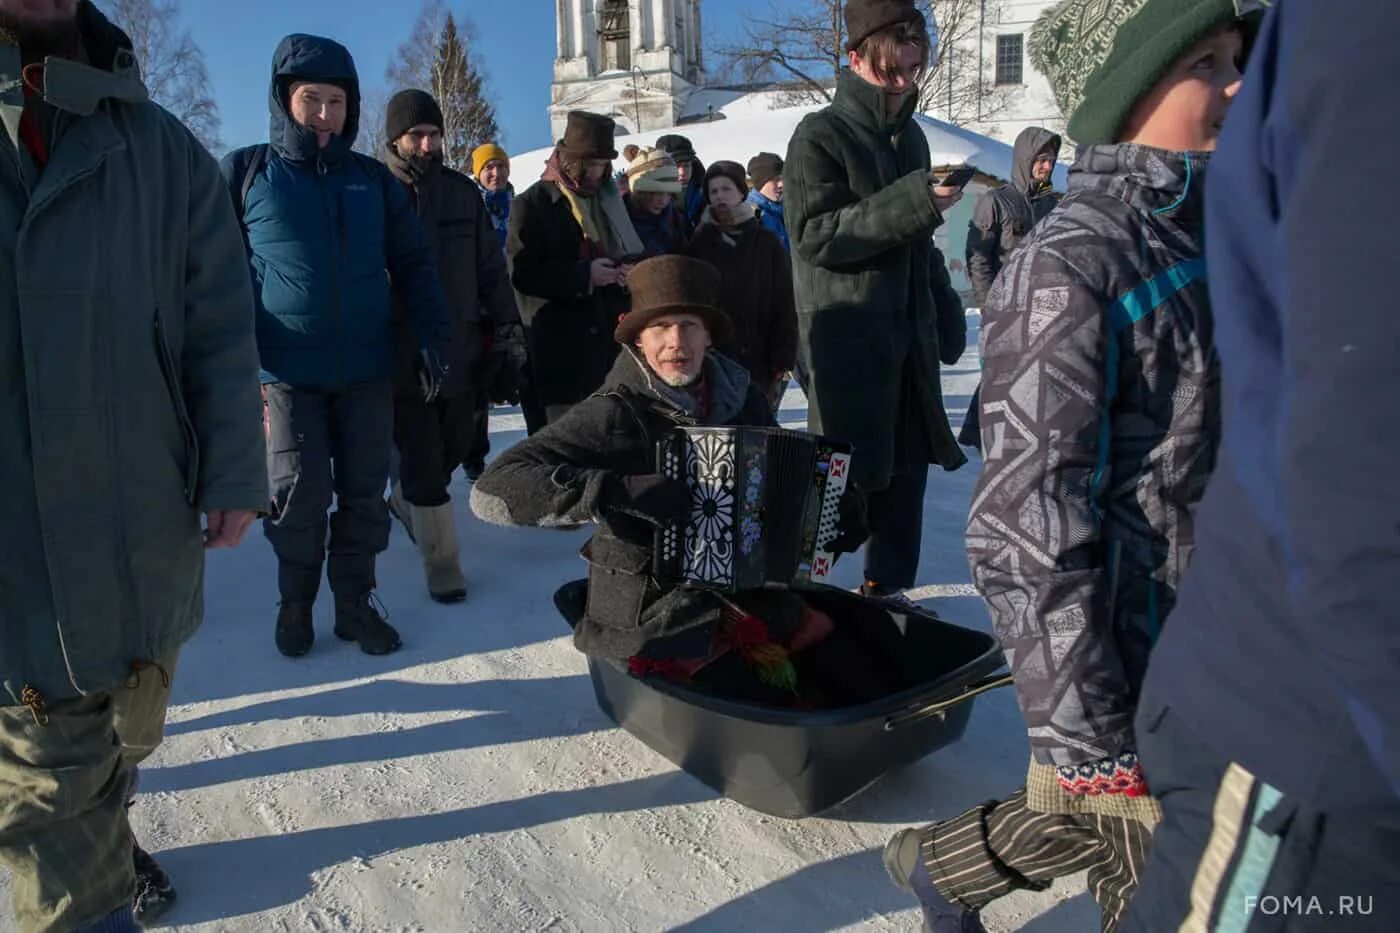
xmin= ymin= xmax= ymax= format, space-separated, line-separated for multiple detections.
xmin=599 ymin=0 xmax=631 ymax=71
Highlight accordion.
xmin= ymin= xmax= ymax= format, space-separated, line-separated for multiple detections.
xmin=653 ymin=426 xmax=854 ymax=591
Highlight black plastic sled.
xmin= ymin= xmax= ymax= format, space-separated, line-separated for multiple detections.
xmin=554 ymin=580 xmax=1011 ymax=819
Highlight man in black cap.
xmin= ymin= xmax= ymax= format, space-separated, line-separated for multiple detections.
xmin=655 ymin=132 xmax=707 ymax=226
xmin=507 ymin=110 xmax=641 ymax=423
xmin=381 ymin=88 xmax=525 ymax=604
xmin=785 ymin=0 xmax=967 ymax=605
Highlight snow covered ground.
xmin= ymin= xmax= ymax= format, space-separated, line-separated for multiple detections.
xmin=1 ymin=316 xmax=1100 ymax=932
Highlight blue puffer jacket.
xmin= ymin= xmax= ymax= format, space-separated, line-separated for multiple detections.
xmin=221 ymin=34 xmax=449 ymax=389
xmin=746 ymin=189 xmax=789 ymax=252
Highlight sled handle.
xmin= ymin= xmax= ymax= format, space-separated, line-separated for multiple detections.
xmin=883 ymin=672 xmax=1014 ymax=731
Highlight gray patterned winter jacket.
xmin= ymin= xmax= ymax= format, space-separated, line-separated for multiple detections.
xmin=967 ymin=145 xmax=1220 ymax=768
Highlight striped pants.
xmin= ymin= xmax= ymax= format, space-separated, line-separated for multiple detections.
xmin=924 ymin=788 xmax=1154 ymax=932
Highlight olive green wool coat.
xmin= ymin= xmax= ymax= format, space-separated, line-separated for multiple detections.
xmin=0 ymin=8 xmax=266 ymax=706
xmin=785 ymin=70 xmax=966 ymax=488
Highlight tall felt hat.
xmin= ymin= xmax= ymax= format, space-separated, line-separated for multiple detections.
xmin=558 ymin=110 xmax=619 ymax=160
xmin=614 ymin=255 xmax=731 ymax=345
xmin=1030 ymin=0 xmax=1246 ymax=145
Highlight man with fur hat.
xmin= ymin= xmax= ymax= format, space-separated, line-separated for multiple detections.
xmin=221 ymin=37 xmax=451 ymax=660
xmin=507 ymin=110 xmax=641 ymax=424
xmin=622 ymin=146 xmax=690 ymax=259
xmin=381 ymin=89 xmax=525 ymax=604
xmin=471 ymin=256 xmax=876 ymax=705
xmin=784 ymin=0 xmax=968 ymax=606
xmin=882 ymin=1 xmax=1253 ymax=929
xmin=686 ymin=160 xmax=797 ymax=408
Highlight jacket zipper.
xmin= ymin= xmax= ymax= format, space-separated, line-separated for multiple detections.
xmin=319 ymin=157 xmax=346 ymax=389
xmin=154 ymin=314 xmax=200 ymax=503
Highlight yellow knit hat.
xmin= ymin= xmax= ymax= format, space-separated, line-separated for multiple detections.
xmin=471 ymin=143 xmax=509 ymax=179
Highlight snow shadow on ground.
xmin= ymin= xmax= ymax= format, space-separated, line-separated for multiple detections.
xmin=179 ymin=513 xmax=592 ymax=707
xmin=152 ymin=772 xmax=711 ymax=925
xmin=672 ymin=848 xmax=908 ymax=931
xmin=145 ymin=675 xmax=610 ymax=794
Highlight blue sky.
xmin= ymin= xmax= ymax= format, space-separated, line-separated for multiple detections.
xmin=184 ymin=0 xmax=751 ymax=155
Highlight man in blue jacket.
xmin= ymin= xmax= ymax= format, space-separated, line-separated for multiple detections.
xmin=1122 ymin=2 xmax=1400 ymax=928
xmin=222 ymin=34 xmax=451 ymax=658
xmin=745 ymin=152 xmax=789 ymax=252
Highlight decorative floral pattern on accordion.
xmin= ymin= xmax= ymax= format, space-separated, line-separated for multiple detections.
xmin=682 ymin=430 xmax=738 ymax=585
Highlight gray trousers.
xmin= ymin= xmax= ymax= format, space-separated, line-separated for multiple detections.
xmin=263 ymin=379 xmax=393 ymax=602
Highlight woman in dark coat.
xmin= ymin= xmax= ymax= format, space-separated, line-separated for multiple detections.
xmin=684 ymin=161 xmax=798 ymax=408
xmin=507 ymin=111 xmax=642 ymax=423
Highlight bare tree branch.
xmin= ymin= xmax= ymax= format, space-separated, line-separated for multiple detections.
xmin=99 ymin=0 xmax=221 ymax=153
xmin=717 ymin=0 xmax=1014 ymax=124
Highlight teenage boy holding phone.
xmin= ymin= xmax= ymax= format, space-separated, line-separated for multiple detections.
xmin=785 ymin=0 xmax=969 ymax=605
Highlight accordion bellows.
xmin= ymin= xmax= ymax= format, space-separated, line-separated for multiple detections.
xmin=654 ymin=427 xmax=854 ymax=591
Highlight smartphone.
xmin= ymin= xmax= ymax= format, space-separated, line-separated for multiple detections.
xmin=934 ymin=165 xmax=977 ymax=189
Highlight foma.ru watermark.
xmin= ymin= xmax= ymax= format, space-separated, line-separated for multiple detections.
xmin=1243 ymin=895 xmax=1375 ymax=917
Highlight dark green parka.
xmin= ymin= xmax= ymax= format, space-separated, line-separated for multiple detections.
xmin=784 ymin=70 xmax=968 ymax=487
xmin=785 ymin=70 xmax=966 ymax=487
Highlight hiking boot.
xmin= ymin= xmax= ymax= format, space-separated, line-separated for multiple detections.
xmin=333 ymin=591 xmax=402 ymax=655
xmin=411 ymin=502 xmax=467 ymax=604
xmin=883 ymin=828 xmax=987 ymax=933
xmin=274 ymin=600 xmax=315 ymax=657
xmin=132 ymin=841 xmax=177 ymax=924
xmin=860 ymin=581 xmax=921 ymax=612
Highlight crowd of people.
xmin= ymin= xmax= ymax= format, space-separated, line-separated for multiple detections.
xmin=1 ymin=0 xmax=1396 ymax=931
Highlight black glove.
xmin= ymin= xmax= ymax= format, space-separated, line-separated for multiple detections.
xmin=486 ymin=323 xmax=529 ymax=405
xmin=604 ymin=473 xmax=691 ymax=526
xmin=418 ymin=348 xmax=448 ymax=403
xmin=825 ymin=482 xmax=869 ymax=556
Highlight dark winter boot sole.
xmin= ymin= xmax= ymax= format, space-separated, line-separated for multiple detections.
xmin=430 ymin=588 xmax=468 ymax=604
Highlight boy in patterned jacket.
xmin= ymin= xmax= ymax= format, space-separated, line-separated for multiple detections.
xmin=882 ymin=1 xmax=1257 ymax=930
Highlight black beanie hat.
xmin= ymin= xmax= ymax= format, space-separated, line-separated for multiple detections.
xmin=385 ymin=89 xmax=444 ymax=142
xmin=746 ymin=152 xmax=784 ymax=191
xmin=845 ymin=0 xmax=924 ymax=52
xmin=703 ymin=161 xmax=749 ymax=201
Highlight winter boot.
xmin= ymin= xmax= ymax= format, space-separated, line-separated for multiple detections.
xmin=132 ymin=841 xmax=177 ymax=923
xmin=275 ymin=600 xmax=315 ymax=657
xmin=388 ymin=481 xmax=415 ymax=543
xmin=333 ymin=590 xmax=402 ymax=655
xmin=883 ymin=828 xmax=987 ymax=933
xmin=465 ymin=459 xmax=486 ymax=484
xmin=411 ymin=502 xmax=467 ymax=603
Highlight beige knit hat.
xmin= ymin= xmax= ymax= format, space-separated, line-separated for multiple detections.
xmin=625 ymin=147 xmax=682 ymax=194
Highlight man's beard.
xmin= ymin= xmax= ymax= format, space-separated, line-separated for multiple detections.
xmin=0 ymin=9 xmax=81 ymax=60
xmin=658 ymin=368 xmax=700 ymax=388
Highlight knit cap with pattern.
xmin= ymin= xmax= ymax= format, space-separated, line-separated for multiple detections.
xmin=1029 ymin=0 xmax=1242 ymax=145
xmin=625 ymin=147 xmax=682 ymax=194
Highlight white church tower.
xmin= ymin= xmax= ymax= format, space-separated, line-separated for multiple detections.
xmin=550 ymin=0 xmax=705 ymax=141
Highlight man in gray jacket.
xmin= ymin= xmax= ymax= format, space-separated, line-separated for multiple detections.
xmin=0 ymin=3 xmax=266 ymax=932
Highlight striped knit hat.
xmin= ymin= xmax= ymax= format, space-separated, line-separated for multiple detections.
xmin=625 ymin=147 xmax=682 ymax=194
xmin=1029 ymin=0 xmax=1242 ymax=145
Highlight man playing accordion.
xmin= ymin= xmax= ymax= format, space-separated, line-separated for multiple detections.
xmin=472 ymin=255 xmax=893 ymax=707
